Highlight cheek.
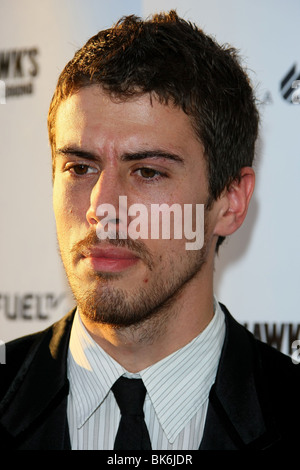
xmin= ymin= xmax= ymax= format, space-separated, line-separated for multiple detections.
xmin=53 ymin=181 xmax=89 ymax=235
xmin=144 ymin=238 xmax=187 ymax=267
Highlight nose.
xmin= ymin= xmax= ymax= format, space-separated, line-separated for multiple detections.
xmin=86 ymin=169 xmax=125 ymax=227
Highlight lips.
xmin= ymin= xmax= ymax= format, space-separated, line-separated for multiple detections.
xmin=81 ymin=245 xmax=140 ymax=272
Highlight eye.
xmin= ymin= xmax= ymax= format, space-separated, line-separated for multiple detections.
xmin=135 ymin=167 xmax=165 ymax=179
xmin=68 ymin=164 xmax=97 ymax=176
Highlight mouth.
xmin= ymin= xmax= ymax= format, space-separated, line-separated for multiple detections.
xmin=81 ymin=245 xmax=140 ymax=273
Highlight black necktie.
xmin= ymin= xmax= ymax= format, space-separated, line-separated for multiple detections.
xmin=112 ymin=376 xmax=152 ymax=450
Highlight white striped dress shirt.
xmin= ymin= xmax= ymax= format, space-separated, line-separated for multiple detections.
xmin=67 ymin=300 xmax=225 ymax=450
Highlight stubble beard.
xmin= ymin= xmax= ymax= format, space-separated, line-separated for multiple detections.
xmin=62 ymin=223 xmax=210 ymax=336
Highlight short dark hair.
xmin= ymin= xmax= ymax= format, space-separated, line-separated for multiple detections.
xmin=48 ymin=10 xmax=259 ymax=248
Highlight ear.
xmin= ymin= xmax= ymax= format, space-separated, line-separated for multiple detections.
xmin=213 ymin=167 xmax=255 ymax=237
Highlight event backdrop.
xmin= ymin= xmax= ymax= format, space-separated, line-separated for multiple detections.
xmin=0 ymin=0 xmax=299 ymax=360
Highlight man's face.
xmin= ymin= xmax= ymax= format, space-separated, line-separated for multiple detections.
xmin=53 ymin=86 xmax=217 ymax=327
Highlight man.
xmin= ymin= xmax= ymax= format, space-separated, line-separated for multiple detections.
xmin=0 ymin=11 xmax=299 ymax=451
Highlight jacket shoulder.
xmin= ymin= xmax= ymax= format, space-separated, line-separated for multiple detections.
xmin=0 ymin=310 xmax=75 ymax=402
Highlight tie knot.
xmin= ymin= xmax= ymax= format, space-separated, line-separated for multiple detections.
xmin=112 ymin=376 xmax=146 ymax=416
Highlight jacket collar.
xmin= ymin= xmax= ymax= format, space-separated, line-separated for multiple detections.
xmin=200 ymin=304 xmax=281 ymax=449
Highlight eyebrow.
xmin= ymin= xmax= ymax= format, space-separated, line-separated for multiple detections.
xmin=55 ymin=146 xmax=98 ymax=161
xmin=121 ymin=150 xmax=184 ymax=165
xmin=55 ymin=146 xmax=185 ymax=165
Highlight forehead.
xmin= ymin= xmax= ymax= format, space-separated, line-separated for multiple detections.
xmin=54 ymin=86 xmax=204 ymax=162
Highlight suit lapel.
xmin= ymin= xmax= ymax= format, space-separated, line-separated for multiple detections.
xmin=200 ymin=305 xmax=280 ymax=449
xmin=0 ymin=310 xmax=75 ymax=449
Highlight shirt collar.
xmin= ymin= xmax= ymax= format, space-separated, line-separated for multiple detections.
xmin=140 ymin=299 xmax=225 ymax=442
xmin=67 ymin=312 xmax=126 ymax=428
xmin=68 ymin=299 xmax=225 ymax=440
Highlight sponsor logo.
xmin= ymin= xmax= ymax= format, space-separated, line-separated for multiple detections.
xmin=260 ymin=63 xmax=300 ymax=105
xmin=0 ymin=292 xmax=67 ymax=321
xmin=280 ymin=63 xmax=300 ymax=104
xmin=0 ymin=47 xmax=40 ymax=99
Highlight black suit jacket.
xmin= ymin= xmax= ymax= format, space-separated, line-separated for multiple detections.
xmin=0 ymin=304 xmax=299 ymax=450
